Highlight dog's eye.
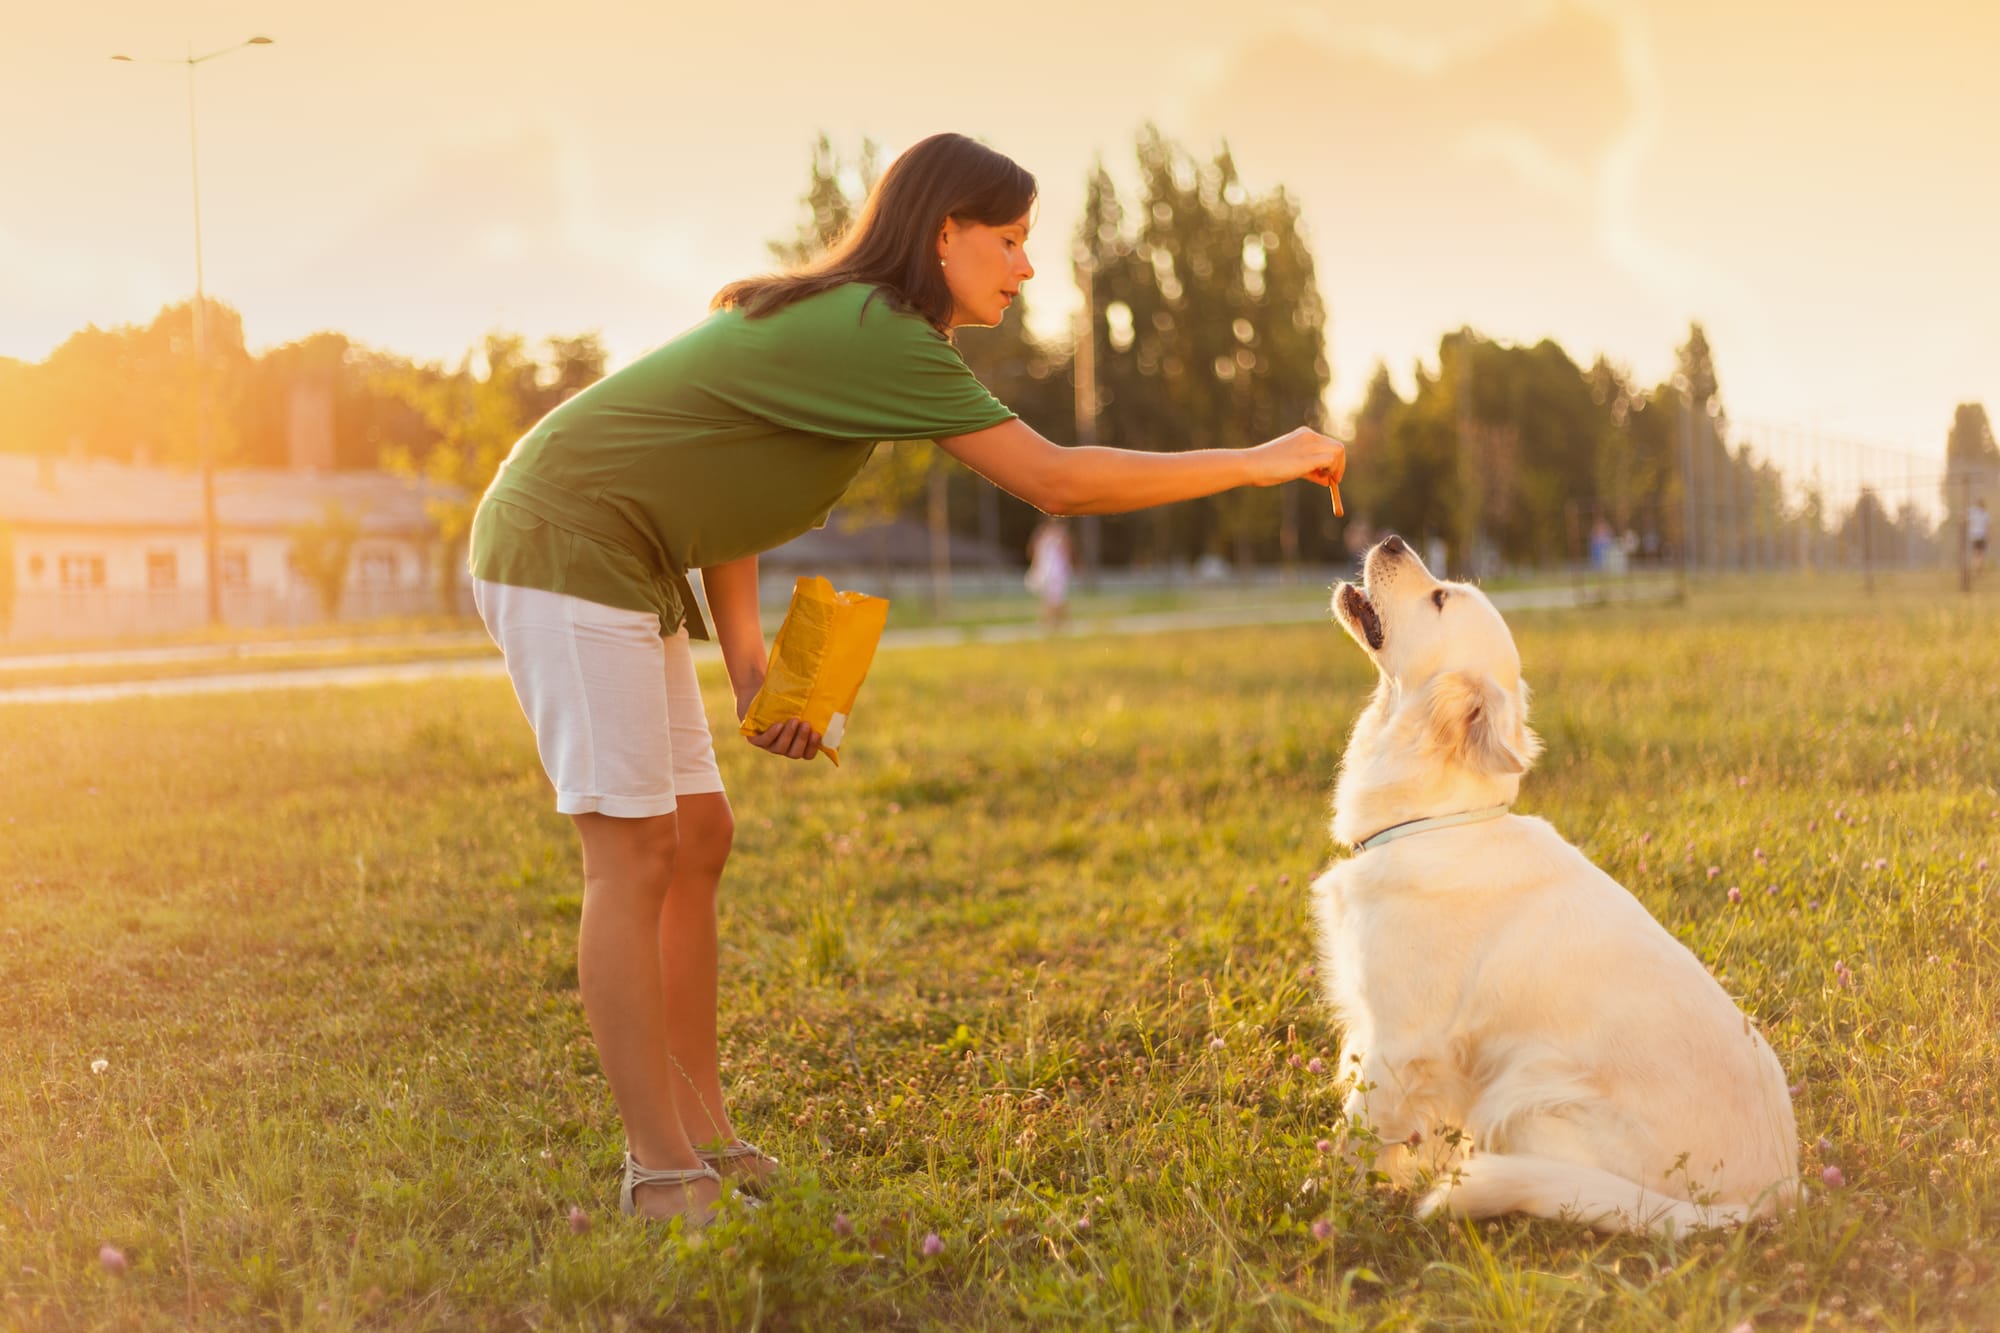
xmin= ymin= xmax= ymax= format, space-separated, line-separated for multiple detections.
xmin=1432 ymin=588 xmax=1447 ymax=611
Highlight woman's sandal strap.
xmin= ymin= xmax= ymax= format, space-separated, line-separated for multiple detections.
xmin=624 ymin=1155 xmax=722 ymax=1187
xmin=696 ymin=1141 xmax=776 ymax=1164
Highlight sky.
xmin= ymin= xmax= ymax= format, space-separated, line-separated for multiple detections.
xmin=5 ymin=0 xmax=1997 ymax=459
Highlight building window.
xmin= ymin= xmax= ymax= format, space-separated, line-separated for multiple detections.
xmin=220 ymin=549 xmax=251 ymax=589
xmin=59 ymin=554 xmax=107 ymax=591
xmin=359 ymin=550 xmax=398 ymax=584
xmin=147 ymin=551 xmax=179 ymax=591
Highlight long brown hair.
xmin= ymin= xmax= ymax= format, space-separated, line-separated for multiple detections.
xmin=713 ymin=133 xmax=1036 ymax=331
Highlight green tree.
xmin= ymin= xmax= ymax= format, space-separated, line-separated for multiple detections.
xmin=380 ymin=334 xmax=546 ymax=608
xmin=1075 ymin=127 xmax=1331 ymax=568
xmin=1942 ymin=402 xmax=1999 ymax=529
xmin=288 ymin=502 xmax=364 ymax=621
xmin=1837 ymin=486 xmax=1893 ymax=566
xmin=769 ymin=133 xmax=881 ymax=268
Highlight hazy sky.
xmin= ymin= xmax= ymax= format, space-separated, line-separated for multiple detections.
xmin=6 ymin=0 xmax=1996 ymax=456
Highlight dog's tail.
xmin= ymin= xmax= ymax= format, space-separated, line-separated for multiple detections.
xmin=1417 ymin=1153 xmax=1778 ymax=1236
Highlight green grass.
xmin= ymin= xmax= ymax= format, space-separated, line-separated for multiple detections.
xmin=2 ymin=577 xmax=1996 ymax=1329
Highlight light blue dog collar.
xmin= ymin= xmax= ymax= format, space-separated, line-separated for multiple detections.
xmin=1352 ymin=804 xmax=1511 ymax=853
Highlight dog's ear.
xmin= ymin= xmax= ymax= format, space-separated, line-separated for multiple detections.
xmin=1421 ymin=672 xmax=1540 ymax=776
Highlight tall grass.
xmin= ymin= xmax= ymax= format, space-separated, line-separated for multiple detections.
xmin=1 ymin=578 xmax=1995 ymax=1329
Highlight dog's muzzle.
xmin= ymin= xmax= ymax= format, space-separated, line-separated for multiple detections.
xmin=1337 ymin=584 xmax=1384 ymax=650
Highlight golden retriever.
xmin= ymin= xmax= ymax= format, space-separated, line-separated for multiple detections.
xmin=1311 ymin=535 xmax=1799 ymax=1234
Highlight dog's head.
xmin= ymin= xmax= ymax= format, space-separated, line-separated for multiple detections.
xmin=1330 ymin=536 xmax=1541 ymax=844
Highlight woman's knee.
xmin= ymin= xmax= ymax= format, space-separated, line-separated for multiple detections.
xmin=674 ymin=793 xmax=735 ymax=881
xmin=576 ymin=810 xmax=681 ymax=888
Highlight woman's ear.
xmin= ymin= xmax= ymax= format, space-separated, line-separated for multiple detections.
xmin=1421 ymin=672 xmax=1540 ymax=776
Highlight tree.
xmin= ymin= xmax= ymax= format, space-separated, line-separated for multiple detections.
xmin=288 ymin=502 xmax=364 ymax=621
xmin=379 ymin=334 xmax=548 ymax=608
xmin=1074 ymin=127 xmax=1331 ymax=568
xmin=769 ymin=133 xmax=881 ymax=268
xmin=1836 ymin=486 xmax=1892 ymax=566
xmin=1942 ymin=402 xmax=1999 ymax=531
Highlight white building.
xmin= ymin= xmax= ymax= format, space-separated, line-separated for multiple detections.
xmin=0 ymin=454 xmax=462 ymax=643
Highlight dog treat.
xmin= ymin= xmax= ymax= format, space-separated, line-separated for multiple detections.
xmin=738 ymin=576 xmax=889 ymax=765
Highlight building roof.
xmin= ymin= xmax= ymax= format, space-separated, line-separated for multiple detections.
xmin=0 ymin=455 xmax=454 ymax=536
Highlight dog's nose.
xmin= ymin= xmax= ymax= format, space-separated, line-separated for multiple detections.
xmin=1381 ymin=534 xmax=1407 ymax=556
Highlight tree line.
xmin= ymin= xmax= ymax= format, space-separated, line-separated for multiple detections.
xmin=6 ymin=128 xmax=1995 ymax=580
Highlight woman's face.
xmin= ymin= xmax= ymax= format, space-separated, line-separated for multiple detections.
xmin=938 ymin=211 xmax=1035 ymax=329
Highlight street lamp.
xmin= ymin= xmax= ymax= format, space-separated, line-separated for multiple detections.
xmin=111 ymin=35 xmax=275 ymax=627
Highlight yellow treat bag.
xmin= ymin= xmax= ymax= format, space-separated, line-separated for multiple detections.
xmin=738 ymin=576 xmax=890 ymax=766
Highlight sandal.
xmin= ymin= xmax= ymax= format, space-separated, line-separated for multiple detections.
xmin=696 ymin=1140 xmax=781 ymax=1193
xmin=619 ymin=1152 xmax=723 ymax=1227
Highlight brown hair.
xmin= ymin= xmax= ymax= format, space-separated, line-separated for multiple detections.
xmin=713 ymin=133 xmax=1036 ymax=331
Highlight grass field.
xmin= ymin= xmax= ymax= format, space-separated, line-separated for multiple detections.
xmin=2 ymin=577 xmax=1996 ymax=1330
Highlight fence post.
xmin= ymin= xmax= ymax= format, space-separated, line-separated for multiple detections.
xmin=1677 ymin=382 xmax=1696 ymax=599
xmin=1963 ymin=471 xmax=1974 ymax=594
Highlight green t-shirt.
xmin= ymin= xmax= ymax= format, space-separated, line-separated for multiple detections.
xmin=468 ymin=282 xmax=1017 ymax=639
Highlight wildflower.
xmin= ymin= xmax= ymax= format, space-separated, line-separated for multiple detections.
xmin=1288 ymin=1054 xmax=1303 ymax=1068
xmin=1818 ymin=1137 xmax=1834 ymax=1155
xmin=1316 ymin=1139 xmax=1333 ymax=1154
xmin=833 ymin=1213 xmax=854 ymax=1238
xmin=1978 ymin=859 xmax=1989 ymax=872
xmin=921 ymin=1232 xmax=945 ymax=1257
xmin=1278 ymin=873 xmax=1292 ymax=887
xmin=1640 ymin=831 xmax=1652 ymax=845
xmin=1209 ymin=1037 xmax=1226 ymax=1050
xmin=1728 ymin=887 xmax=1742 ymax=904
xmin=1311 ymin=1219 xmax=1334 ymax=1241
xmin=1872 ymin=858 xmax=1888 ymax=871
xmin=1707 ymin=866 xmax=1721 ymax=880
xmin=1822 ymin=1165 xmax=1846 ymax=1188
xmin=1789 ymin=1081 xmax=1806 ymax=1097
xmin=568 ymin=1206 xmax=590 ymax=1235
xmin=1754 ymin=847 xmax=1766 ymax=861
xmin=90 ymin=1058 xmax=108 ymax=1075
xmin=1835 ymin=960 xmax=1852 ymax=988
xmin=98 ymin=1245 xmax=127 ymax=1273
xmin=1307 ymin=1058 xmax=1326 ymax=1075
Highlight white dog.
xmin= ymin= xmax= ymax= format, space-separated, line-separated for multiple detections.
xmin=1311 ymin=535 xmax=1798 ymax=1234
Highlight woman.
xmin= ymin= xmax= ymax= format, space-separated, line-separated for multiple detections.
xmin=468 ymin=132 xmax=1345 ymax=1228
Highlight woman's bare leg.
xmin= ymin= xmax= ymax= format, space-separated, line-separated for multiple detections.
xmin=658 ymin=792 xmax=778 ymax=1186
xmin=573 ymin=809 xmax=721 ymax=1221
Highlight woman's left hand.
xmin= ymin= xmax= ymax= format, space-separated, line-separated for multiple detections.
xmin=1248 ymin=427 xmax=1347 ymax=515
xmin=748 ymin=718 xmax=823 ymax=761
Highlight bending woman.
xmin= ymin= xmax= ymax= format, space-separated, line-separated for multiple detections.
xmin=467 ymin=132 xmax=1346 ymax=1228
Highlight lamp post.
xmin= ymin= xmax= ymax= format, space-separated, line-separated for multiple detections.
xmin=112 ymin=35 xmax=274 ymax=627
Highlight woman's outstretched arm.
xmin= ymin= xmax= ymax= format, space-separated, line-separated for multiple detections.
xmin=936 ymin=418 xmax=1345 ymax=517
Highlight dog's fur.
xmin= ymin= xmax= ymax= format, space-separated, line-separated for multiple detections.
xmin=1311 ymin=537 xmax=1799 ymax=1234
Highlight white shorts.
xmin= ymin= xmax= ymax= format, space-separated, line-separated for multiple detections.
xmin=472 ymin=578 xmax=724 ymax=818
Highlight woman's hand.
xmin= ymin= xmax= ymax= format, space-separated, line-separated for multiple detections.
xmin=1248 ymin=427 xmax=1347 ymax=515
xmin=733 ymin=671 xmax=824 ymax=760
xmin=747 ymin=717 xmax=823 ymax=761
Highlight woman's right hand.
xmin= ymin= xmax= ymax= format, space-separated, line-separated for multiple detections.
xmin=748 ymin=718 xmax=823 ymax=761
xmin=1249 ymin=427 xmax=1347 ymax=515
